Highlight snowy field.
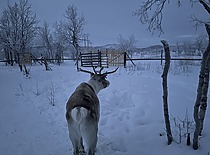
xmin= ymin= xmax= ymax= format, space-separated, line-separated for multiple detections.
xmin=0 ymin=60 xmax=210 ymax=155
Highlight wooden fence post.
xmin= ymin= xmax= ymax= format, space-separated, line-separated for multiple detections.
xmin=124 ymin=52 xmax=127 ymax=68
xmin=98 ymin=50 xmax=102 ymax=67
xmin=161 ymin=40 xmax=173 ymax=145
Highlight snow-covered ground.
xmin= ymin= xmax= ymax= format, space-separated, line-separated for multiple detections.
xmin=0 ymin=61 xmax=209 ymax=155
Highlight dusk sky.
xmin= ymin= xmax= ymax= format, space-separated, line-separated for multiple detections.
xmin=0 ymin=0 xmax=209 ymax=47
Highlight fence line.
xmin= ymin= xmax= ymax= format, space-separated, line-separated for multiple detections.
xmin=130 ymin=58 xmax=202 ymax=61
xmin=0 ymin=58 xmax=76 ymax=63
xmin=0 ymin=57 xmax=202 ymax=63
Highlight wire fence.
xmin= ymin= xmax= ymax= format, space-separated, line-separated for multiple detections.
xmin=0 ymin=57 xmax=202 ymax=66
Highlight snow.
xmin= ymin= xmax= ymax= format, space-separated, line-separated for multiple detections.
xmin=0 ymin=61 xmax=209 ymax=155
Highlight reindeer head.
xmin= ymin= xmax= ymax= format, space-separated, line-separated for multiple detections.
xmin=79 ymin=67 xmax=118 ymax=94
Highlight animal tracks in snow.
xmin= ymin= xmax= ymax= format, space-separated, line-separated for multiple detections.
xmin=98 ymin=88 xmax=158 ymax=154
xmin=98 ymin=133 xmax=127 ymax=155
xmin=100 ymin=89 xmax=150 ymax=130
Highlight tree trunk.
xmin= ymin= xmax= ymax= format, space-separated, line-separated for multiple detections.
xmin=193 ymin=24 xmax=210 ymax=150
xmin=72 ymin=33 xmax=80 ymax=70
xmin=23 ymin=64 xmax=29 ymax=77
xmin=9 ymin=51 xmax=14 ymax=66
xmin=5 ymin=49 xmax=10 ymax=66
xmin=161 ymin=40 xmax=173 ymax=145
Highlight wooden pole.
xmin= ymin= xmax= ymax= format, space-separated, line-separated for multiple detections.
xmin=161 ymin=40 xmax=173 ymax=145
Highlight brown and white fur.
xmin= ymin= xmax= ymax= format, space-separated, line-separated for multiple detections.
xmin=66 ymin=68 xmax=117 ymax=155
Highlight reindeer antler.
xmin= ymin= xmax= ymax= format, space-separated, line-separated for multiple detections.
xmin=79 ymin=66 xmax=101 ymax=75
xmin=101 ymin=67 xmax=119 ymax=76
xmin=79 ymin=67 xmax=118 ymax=76
xmin=92 ymin=66 xmax=97 ymax=74
xmin=79 ymin=68 xmax=94 ymax=75
xmin=91 ymin=66 xmax=105 ymax=74
xmin=99 ymin=67 xmax=104 ymax=74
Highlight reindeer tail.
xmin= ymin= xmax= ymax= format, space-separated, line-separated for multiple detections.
xmin=71 ymin=107 xmax=88 ymax=124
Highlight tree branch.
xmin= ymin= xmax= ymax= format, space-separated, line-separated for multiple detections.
xmin=190 ymin=14 xmax=210 ymax=30
xmin=133 ymin=0 xmax=167 ymax=35
xmin=199 ymin=0 xmax=210 ymax=14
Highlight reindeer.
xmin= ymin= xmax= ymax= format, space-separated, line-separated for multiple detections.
xmin=66 ymin=67 xmax=118 ymax=155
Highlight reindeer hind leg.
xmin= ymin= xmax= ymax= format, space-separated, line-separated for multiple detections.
xmin=67 ymin=122 xmax=81 ymax=155
xmin=79 ymin=137 xmax=85 ymax=154
xmin=81 ymin=120 xmax=98 ymax=155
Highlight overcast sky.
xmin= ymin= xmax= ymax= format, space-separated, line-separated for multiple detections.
xmin=0 ymin=0 xmax=209 ymax=47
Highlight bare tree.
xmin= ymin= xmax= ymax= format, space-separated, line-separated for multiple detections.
xmin=0 ymin=0 xmax=38 ymax=66
xmin=53 ymin=21 xmax=66 ymax=48
xmin=0 ymin=11 xmax=11 ymax=65
xmin=64 ymin=5 xmax=85 ymax=69
xmin=175 ymin=42 xmax=183 ymax=56
xmin=53 ymin=20 xmax=66 ymax=44
xmin=183 ymin=41 xmax=194 ymax=56
xmin=53 ymin=21 xmax=68 ymax=63
xmin=0 ymin=3 xmax=19 ymax=65
xmin=117 ymin=34 xmax=136 ymax=58
xmin=38 ymin=21 xmax=54 ymax=61
xmin=133 ymin=0 xmax=168 ymax=35
xmin=195 ymin=33 xmax=208 ymax=54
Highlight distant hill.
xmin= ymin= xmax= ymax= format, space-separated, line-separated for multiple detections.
xmin=94 ymin=44 xmax=120 ymax=50
xmin=81 ymin=43 xmax=164 ymax=52
xmin=141 ymin=45 xmax=163 ymax=50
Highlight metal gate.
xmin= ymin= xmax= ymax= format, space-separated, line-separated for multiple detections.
xmin=80 ymin=50 xmax=126 ymax=68
xmin=80 ymin=50 xmax=108 ymax=67
xmin=108 ymin=51 xmax=125 ymax=67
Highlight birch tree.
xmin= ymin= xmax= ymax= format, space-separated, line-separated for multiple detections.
xmin=0 ymin=4 xmax=19 ymax=65
xmin=18 ymin=0 xmax=37 ymax=54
